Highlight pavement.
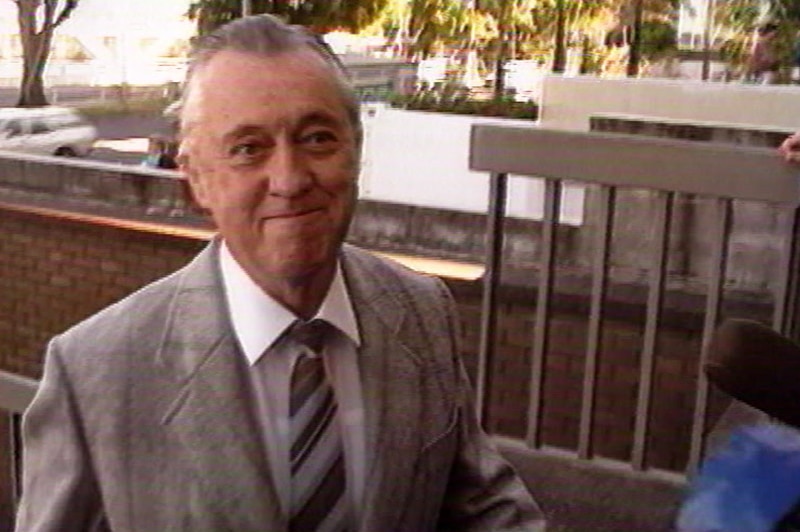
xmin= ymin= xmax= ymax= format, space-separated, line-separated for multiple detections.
xmin=86 ymin=110 xmax=172 ymax=165
xmin=498 ymin=440 xmax=684 ymax=531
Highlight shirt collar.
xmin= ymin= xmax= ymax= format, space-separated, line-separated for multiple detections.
xmin=219 ymin=241 xmax=360 ymax=366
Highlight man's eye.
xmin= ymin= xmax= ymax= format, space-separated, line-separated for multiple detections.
xmin=300 ymin=130 xmax=338 ymax=148
xmin=229 ymin=142 xmax=264 ymax=158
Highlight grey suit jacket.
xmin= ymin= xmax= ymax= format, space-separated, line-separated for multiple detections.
xmin=16 ymin=242 xmax=544 ymax=531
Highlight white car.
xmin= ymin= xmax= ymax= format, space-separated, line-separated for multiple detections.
xmin=0 ymin=106 xmax=97 ymax=157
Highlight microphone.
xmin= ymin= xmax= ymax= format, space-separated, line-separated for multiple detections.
xmin=676 ymin=319 xmax=800 ymax=532
xmin=704 ymin=318 xmax=800 ymax=429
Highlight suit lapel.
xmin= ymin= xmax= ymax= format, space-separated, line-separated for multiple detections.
xmin=155 ymin=242 xmax=284 ymax=529
xmin=342 ymin=247 xmax=430 ymax=530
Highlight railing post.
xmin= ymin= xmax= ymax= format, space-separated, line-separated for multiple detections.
xmin=476 ymin=172 xmax=507 ymax=425
xmin=775 ymin=207 xmax=800 ymax=340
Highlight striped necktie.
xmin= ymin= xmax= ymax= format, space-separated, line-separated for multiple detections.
xmin=289 ymin=319 xmax=351 ymax=532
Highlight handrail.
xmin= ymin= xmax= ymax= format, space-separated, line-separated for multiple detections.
xmin=470 ymin=126 xmax=800 ymax=205
xmin=0 ymin=371 xmax=37 ymax=414
xmin=468 ymin=124 xmax=800 ymax=475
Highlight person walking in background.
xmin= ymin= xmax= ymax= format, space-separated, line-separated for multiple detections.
xmin=747 ymin=23 xmax=780 ymax=84
xmin=141 ymin=134 xmax=178 ymax=169
xmin=14 ymin=14 xmax=545 ymax=532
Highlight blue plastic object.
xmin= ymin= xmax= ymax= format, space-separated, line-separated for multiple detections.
xmin=677 ymin=423 xmax=800 ymax=532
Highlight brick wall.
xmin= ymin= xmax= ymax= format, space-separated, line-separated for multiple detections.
xmin=0 ymin=205 xmax=206 ymax=378
xmin=447 ymin=277 xmax=743 ymax=473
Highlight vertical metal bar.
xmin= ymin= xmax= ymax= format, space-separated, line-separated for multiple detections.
xmin=687 ymin=198 xmax=732 ymax=473
xmin=631 ymin=191 xmax=674 ymax=471
xmin=773 ymin=207 xmax=800 ymax=337
xmin=9 ymin=412 xmax=22 ymax=507
xmin=477 ymin=172 xmax=508 ymax=424
xmin=526 ymin=179 xmax=562 ymax=447
xmin=578 ymin=186 xmax=616 ymax=459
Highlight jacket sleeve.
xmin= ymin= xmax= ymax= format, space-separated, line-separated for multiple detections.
xmin=15 ymin=339 xmax=107 ymax=532
xmin=434 ymin=280 xmax=547 ymax=532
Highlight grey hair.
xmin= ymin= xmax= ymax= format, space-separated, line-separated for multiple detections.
xmin=177 ymin=14 xmax=361 ymax=144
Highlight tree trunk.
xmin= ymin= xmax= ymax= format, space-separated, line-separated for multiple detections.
xmin=13 ymin=0 xmax=78 ymax=106
xmin=552 ymin=0 xmax=567 ymax=73
xmin=16 ymin=1 xmax=53 ymax=107
xmin=18 ymin=34 xmax=51 ymax=107
xmin=579 ymin=34 xmax=591 ymax=74
xmin=626 ymin=0 xmax=643 ymax=77
xmin=494 ymin=0 xmax=513 ymax=98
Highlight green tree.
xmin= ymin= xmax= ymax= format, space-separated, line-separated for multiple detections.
xmin=524 ymin=0 xmax=613 ymax=73
xmin=188 ymin=0 xmax=390 ymax=35
xmin=12 ymin=0 xmax=79 ymax=107
xmin=772 ymin=0 xmax=800 ymax=22
xmin=620 ymin=0 xmax=678 ymax=76
xmin=375 ymin=0 xmax=485 ymax=59
xmin=715 ymin=0 xmax=800 ymax=77
xmin=406 ymin=0 xmax=471 ymax=57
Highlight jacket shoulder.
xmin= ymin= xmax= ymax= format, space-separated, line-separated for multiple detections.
xmin=342 ymin=244 xmax=446 ymax=295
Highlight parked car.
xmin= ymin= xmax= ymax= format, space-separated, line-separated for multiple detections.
xmin=0 ymin=106 xmax=97 ymax=157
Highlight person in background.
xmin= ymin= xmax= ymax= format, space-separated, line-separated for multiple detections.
xmin=142 ymin=134 xmax=178 ymax=169
xmin=15 ymin=14 xmax=545 ymax=532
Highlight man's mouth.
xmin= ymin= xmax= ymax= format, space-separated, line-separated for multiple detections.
xmin=263 ymin=207 xmax=324 ymax=221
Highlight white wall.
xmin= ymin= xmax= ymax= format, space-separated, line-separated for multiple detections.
xmin=540 ymin=74 xmax=800 ymax=131
xmin=359 ymin=105 xmax=585 ymax=225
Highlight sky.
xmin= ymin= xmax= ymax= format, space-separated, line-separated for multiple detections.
xmin=0 ymin=0 xmax=194 ymax=38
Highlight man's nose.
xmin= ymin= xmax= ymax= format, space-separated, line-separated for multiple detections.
xmin=266 ymin=141 xmax=313 ymax=197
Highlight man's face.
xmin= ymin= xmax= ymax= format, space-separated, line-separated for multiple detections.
xmin=181 ymin=49 xmax=359 ymax=291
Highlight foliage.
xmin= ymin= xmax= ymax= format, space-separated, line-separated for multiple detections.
xmin=372 ymin=0 xmax=679 ymax=77
xmin=187 ymin=0 xmax=390 ymax=35
xmin=377 ymin=0 xmax=498 ymax=59
xmin=389 ymin=83 xmax=538 ymax=120
xmin=639 ymin=18 xmax=677 ymax=60
xmin=772 ymin=0 xmax=800 ymax=23
xmin=12 ymin=0 xmax=80 ymax=107
xmin=406 ymin=0 xmax=471 ymax=57
xmin=714 ymin=0 xmax=800 ymax=78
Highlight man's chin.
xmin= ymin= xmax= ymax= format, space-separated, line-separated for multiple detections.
xmin=268 ymin=256 xmax=334 ymax=284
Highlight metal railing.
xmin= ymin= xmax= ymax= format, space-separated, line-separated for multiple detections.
xmin=470 ymin=126 xmax=800 ymax=476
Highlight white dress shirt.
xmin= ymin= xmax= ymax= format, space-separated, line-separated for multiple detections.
xmin=218 ymin=242 xmax=366 ymax=518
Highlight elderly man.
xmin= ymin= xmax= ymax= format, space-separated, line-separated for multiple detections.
xmin=15 ymin=14 xmax=544 ymax=532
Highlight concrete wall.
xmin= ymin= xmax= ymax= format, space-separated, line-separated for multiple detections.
xmin=587 ymin=115 xmax=795 ymax=297
xmin=0 ymin=150 xmax=198 ymax=223
xmin=360 ymin=106 xmax=585 ymax=226
xmin=540 ymin=75 xmax=800 ymax=132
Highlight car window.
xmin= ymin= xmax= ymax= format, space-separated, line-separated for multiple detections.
xmin=30 ymin=121 xmax=51 ymax=135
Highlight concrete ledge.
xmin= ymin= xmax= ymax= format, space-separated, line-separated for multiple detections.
xmin=497 ymin=438 xmax=684 ymax=532
xmin=0 ymin=195 xmax=486 ymax=282
xmin=0 ymin=150 xmax=196 ymax=219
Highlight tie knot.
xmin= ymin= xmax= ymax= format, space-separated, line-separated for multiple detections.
xmin=291 ymin=319 xmax=331 ymax=354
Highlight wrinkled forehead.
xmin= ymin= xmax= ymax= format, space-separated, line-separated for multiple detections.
xmin=180 ymin=49 xmax=346 ymax=134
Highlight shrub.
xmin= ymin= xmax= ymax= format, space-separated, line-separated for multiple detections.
xmin=389 ymin=83 xmax=538 ymax=120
